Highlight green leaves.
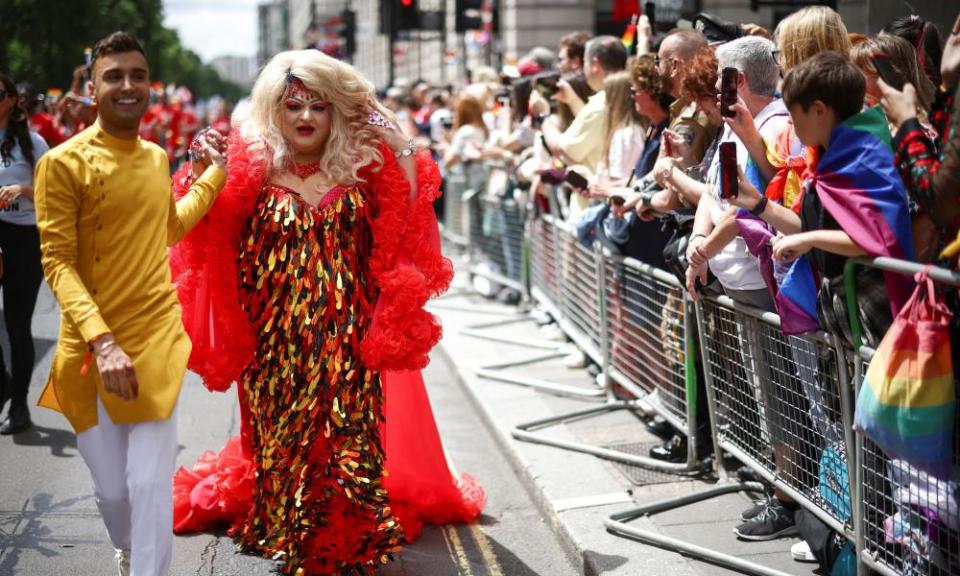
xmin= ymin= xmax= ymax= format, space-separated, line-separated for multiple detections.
xmin=0 ymin=0 xmax=243 ymax=100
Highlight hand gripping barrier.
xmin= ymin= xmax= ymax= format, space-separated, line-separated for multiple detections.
xmin=843 ymin=258 xmax=960 ymax=576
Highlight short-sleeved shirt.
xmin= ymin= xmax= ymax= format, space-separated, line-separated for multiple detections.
xmin=705 ymin=99 xmax=791 ymax=291
xmin=0 ymin=128 xmax=49 ymax=226
xmin=669 ymin=98 xmax=719 ymax=165
xmin=560 ymin=91 xmax=607 ymax=172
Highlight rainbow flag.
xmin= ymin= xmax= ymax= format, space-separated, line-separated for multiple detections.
xmin=621 ymin=14 xmax=637 ymax=53
xmin=736 ymin=211 xmax=821 ymax=335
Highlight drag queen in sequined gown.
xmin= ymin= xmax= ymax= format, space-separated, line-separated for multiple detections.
xmin=167 ymin=50 xmax=485 ymax=575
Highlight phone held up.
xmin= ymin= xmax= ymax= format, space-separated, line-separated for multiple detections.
xmin=564 ymin=169 xmax=589 ymax=191
xmin=869 ymin=52 xmax=905 ymax=91
xmin=534 ymin=72 xmax=561 ymax=99
xmin=720 ymin=67 xmax=738 ymax=118
xmin=719 ymin=142 xmax=738 ymax=199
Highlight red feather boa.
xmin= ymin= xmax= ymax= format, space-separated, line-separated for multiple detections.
xmin=170 ymin=133 xmax=452 ymax=391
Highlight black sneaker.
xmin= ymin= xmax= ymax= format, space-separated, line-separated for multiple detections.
xmin=733 ymin=499 xmax=798 ymax=541
xmin=738 ymin=498 xmax=769 ymax=522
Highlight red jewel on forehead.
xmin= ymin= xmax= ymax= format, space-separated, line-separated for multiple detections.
xmin=284 ymin=75 xmax=323 ymax=102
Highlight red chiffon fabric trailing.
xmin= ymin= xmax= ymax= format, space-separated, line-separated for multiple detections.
xmin=170 ymin=133 xmax=484 ymax=541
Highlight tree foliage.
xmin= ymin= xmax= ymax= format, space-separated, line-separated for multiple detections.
xmin=0 ymin=0 xmax=245 ymax=100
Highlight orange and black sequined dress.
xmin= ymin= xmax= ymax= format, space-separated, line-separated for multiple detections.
xmin=234 ymin=182 xmax=402 ymax=575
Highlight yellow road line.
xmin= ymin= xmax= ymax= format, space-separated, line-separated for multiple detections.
xmin=468 ymin=524 xmax=504 ymax=576
xmin=443 ymin=526 xmax=474 ymax=576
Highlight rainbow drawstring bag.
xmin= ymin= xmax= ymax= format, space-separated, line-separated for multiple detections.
xmin=854 ymin=268 xmax=955 ymax=480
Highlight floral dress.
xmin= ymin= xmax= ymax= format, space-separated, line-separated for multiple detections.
xmin=234 ymin=182 xmax=402 ymax=575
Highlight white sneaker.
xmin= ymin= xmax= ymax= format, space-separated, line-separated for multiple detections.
xmin=790 ymin=540 xmax=817 ymax=563
xmin=530 ymin=308 xmax=552 ymax=325
xmin=563 ymin=349 xmax=587 ymax=368
xmin=539 ymin=324 xmax=567 ymax=341
xmin=115 ymin=549 xmax=130 ymax=576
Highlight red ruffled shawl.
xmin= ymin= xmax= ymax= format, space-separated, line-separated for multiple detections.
xmin=170 ymin=132 xmax=454 ymax=391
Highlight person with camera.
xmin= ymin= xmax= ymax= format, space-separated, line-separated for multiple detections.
xmin=33 ymin=31 xmax=226 ymax=575
xmin=530 ymin=36 xmax=627 ymax=221
xmin=0 ymin=73 xmax=50 ymax=435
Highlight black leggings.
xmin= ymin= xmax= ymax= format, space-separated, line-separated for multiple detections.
xmin=0 ymin=221 xmax=44 ymax=410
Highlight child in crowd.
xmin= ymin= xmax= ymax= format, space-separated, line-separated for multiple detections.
xmin=732 ymin=51 xmax=915 ymax=342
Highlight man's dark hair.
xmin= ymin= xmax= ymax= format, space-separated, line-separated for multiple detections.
xmin=91 ymin=31 xmax=146 ymax=73
xmin=782 ymin=51 xmax=864 ymax=122
xmin=559 ymin=31 xmax=590 ymax=64
xmin=585 ymin=36 xmax=628 ymax=73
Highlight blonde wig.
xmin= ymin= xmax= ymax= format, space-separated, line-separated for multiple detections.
xmin=240 ymin=50 xmax=383 ymax=185
xmin=774 ymin=6 xmax=852 ymax=72
xmin=601 ymin=71 xmax=643 ymax=164
xmin=851 ymin=33 xmax=936 ymax=113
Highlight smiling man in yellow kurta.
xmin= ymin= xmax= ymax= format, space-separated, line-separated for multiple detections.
xmin=33 ymin=32 xmax=225 ymax=576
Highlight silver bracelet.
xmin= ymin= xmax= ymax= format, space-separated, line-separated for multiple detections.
xmin=395 ymin=139 xmax=416 ymax=159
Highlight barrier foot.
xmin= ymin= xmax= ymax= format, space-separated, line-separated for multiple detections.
xmin=476 ymin=368 xmax=606 ymax=399
xmin=460 ymin=329 xmax=564 ymax=350
xmin=511 ymin=401 xmax=710 ymax=473
xmin=604 ymin=482 xmax=796 ymax=576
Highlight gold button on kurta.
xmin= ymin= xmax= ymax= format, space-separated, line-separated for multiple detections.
xmin=33 ymin=122 xmax=225 ymax=433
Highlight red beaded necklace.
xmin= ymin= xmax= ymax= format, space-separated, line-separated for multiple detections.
xmin=290 ymin=159 xmax=322 ymax=180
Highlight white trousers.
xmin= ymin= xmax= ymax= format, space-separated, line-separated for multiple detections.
xmin=77 ymin=396 xmax=178 ymax=576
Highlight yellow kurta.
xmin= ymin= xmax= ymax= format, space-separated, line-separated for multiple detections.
xmin=33 ymin=121 xmax=225 ymax=433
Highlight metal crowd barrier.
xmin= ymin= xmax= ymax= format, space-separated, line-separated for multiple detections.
xmin=509 ymin=216 xmax=708 ymax=474
xmin=440 ymin=169 xmax=471 ymax=247
xmin=442 ymin=160 xmax=960 ymax=575
xmin=697 ymin=296 xmax=857 ymax=536
xmin=474 ymin=213 xmax=606 ymax=398
xmin=605 ymin=291 xmax=858 ymax=576
xmin=460 ymin=162 xmax=527 ymax=296
xmin=843 ymin=258 xmax=960 ymax=576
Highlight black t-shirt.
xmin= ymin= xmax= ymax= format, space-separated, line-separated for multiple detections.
xmin=621 ymin=217 xmax=671 ymax=268
xmin=800 ymin=180 xmax=846 ymax=280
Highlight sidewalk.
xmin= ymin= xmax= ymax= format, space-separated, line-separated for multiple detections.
xmin=429 ymin=269 xmax=821 ymax=576
xmin=0 ymin=282 xmax=579 ymax=576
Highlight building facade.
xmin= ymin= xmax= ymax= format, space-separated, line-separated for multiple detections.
xmin=209 ymin=55 xmax=258 ymax=88
xmin=269 ymin=0 xmax=954 ymax=88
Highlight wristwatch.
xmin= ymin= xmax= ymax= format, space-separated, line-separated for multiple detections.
xmin=395 ymin=139 xmax=416 ymax=159
xmin=640 ymin=189 xmax=656 ymax=209
xmin=750 ymin=196 xmax=769 ymax=217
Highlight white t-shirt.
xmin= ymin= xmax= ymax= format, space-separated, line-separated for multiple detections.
xmin=605 ymin=123 xmax=645 ymax=181
xmin=706 ymin=99 xmax=791 ymax=291
xmin=449 ymin=124 xmax=486 ymax=164
xmin=0 ymin=129 xmax=49 ymax=226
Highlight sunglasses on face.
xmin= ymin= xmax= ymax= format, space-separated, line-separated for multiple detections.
xmin=0 ymin=90 xmax=8 ymax=100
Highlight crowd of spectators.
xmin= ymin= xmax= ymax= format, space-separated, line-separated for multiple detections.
xmin=379 ymin=7 xmax=960 ymax=570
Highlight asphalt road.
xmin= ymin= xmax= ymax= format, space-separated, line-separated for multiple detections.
xmin=0 ymin=283 xmax=577 ymax=576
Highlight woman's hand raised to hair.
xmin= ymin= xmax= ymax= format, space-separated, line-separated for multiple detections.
xmin=877 ymin=80 xmax=919 ymax=131
xmin=366 ymin=97 xmax=411 ymax=153
xmin=941 ymin=14 xmax=960 ymax=90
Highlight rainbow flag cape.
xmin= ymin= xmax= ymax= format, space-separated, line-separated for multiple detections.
xmin=742 ymin=106 xmax=914 ymax=334
xmin=815 ymin=105 xmax=915 ymax=314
